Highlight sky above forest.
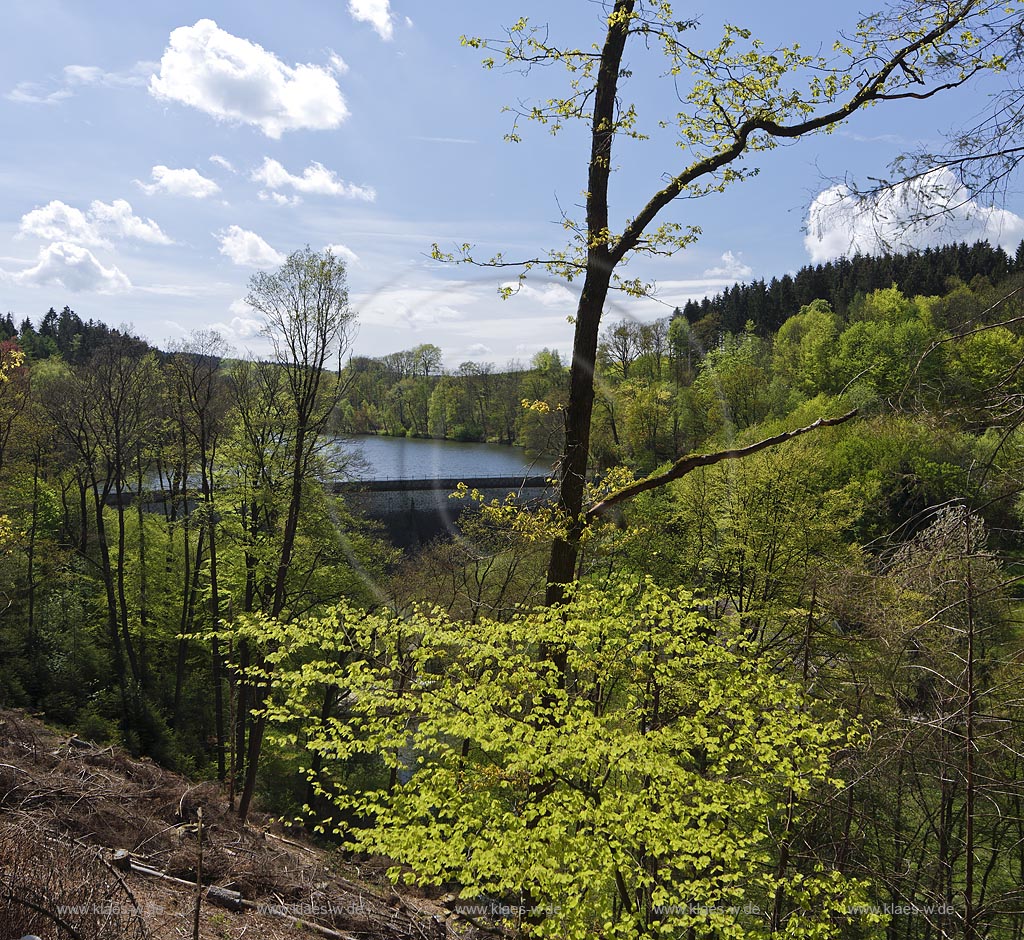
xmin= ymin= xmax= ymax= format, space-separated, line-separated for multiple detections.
xmin=2 ymin=0 xmax=1023 ymax=365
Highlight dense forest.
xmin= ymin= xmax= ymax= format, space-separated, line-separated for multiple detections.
xmin=4 ymin=240 xmax=1024 ymax=937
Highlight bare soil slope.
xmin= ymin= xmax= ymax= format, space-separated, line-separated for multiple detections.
xmin=0 ymin=709 xmax=457 ymax=940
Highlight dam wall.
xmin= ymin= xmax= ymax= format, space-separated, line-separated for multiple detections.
xmin=335 ymin=476 xmax=552 ymax=549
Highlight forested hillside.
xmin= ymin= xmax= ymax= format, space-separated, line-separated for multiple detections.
xmin=4 ymin=241 xmax=1024 ymax=937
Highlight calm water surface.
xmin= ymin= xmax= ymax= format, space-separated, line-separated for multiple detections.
xmin=341 ymin=435 xmax=551 ymax=481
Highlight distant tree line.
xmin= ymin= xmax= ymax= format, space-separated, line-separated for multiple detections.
xmin=0 ymin=305 xmax=126 ymax=364
xmin=679 ymin=239 xmax=1024 ymax=339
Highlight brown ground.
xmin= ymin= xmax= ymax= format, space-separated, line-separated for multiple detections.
xmin=0 ymin=709 xmax=465 ymax=940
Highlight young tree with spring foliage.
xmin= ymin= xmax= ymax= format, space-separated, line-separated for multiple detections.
xmin=441 ymin=0 xmax=1021 ymax=602
xmin=258 ymin=577 xmax=875 ymax=940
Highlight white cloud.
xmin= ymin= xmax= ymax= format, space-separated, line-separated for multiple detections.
xmin=63 ymin=65 xmax=105 ymax=85
xmin=328 ymin=52 xmax=350 ymax=75
xmin=7 ymin=62 xmax=153 ymax=105
xmin=88 ymin=199 xmax=173 ymax=244
xmin=204 ymin=300 xmax=265 ymax=344
xmin=149 ymin=19 xmax=349 ymax=139
xmin=703 ymin=250 xmax=752 ymax=280
xmin=210 ymin=316 xmax=263 ymax=341
xmin=412 ymin=135 xmax=477 ymax=145
xmin=359 ymin=284 xmax=475 ymax=330
xmin=805 ymin=168 xmax=1024 ymax=262
xmin=20 ymin=202 xmax=100 ymax=245
xmin=209 ymin=154 xmax=235 ymax=173
xmin=18 ymin=198 xmax=171 ymax=247
xmin=216 ymin=225 xmax=284 ymax=267
xmin=325 ymin=243 xmax=360 ymax=266
xmin=348 ymin=0 xmax=395 ymax=40
xmin=252 ymin=157 xmax=375 ymax=200
xmin=500 ymin=281 xmax=576 ymax=307
xmin=465 ymin=343 xmax=492 ymax=357
xmin=63 ymin=62 xmax=155 ymax=88
xmin=135 ymin=165 xmax=220 ymax=199
xmin=6 ymin=82 xmax=72 ymax=105
xmin=8 ymin=242 xmax=131 ymax=293
xmin=138 ymin=283 xmax=223 ymax=298
xmin=257 ymin=190 xmax=302 ymax=207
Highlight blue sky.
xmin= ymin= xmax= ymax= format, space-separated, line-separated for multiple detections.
xmin=2 ymin=0 xmax=1022 ymax=366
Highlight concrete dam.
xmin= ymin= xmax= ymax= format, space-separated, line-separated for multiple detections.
xmin=335 ymin=476 xmax=553 ymax=550
xmin=107 ymin=474 xmax=553 ymax=551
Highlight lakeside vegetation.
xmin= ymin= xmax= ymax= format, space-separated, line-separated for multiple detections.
xmin=3 ymin=239 xmax=1024 ymax=935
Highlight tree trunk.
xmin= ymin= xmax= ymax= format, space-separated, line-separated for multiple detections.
xmin=238 ymin=425 xmax=308 ymax=823
xmin=544 ymin=0 xmax=631 ymax=604
xmin=545 ymin=275 xmax=611 ymax=604
xmin=204 ymin=448 xmax=226 ymax=780
xmin=174 ymin=525 xmax=205 ymax=727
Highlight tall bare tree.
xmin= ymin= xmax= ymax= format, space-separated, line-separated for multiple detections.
xmin=236 ymin=247 xmax=356 ymax=823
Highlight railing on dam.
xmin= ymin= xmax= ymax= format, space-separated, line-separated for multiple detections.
xmin=333 ymin=475 xmax=552 ymax=493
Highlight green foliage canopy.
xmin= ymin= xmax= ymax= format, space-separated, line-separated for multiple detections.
xmin=257 ymin=577 xmax=874 ymax=940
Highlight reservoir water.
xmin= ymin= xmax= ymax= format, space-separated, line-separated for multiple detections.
xmin=340 ymin=435 xmax=551 ymax=481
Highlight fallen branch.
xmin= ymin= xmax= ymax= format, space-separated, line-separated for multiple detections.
xmin=585 ymin=410 xmax=859 ymax=520
xmin=96 ymin=850 xmax=149 ymax=939
xmin=124 ymin=854 xmax=360 ymax=940
xmin=192 ymin=807 xmax=203 ymax=940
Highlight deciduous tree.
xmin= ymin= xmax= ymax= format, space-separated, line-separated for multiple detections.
xmin=236 ymin=246 xmax=357 ymax=822
xmin=444 ymin=0 xmax=1021 ymax=601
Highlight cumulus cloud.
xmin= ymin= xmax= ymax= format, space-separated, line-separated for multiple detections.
xmin=805 ymin=168 xmax=1024 ymax=262
xmin=87 ymin=200 xmax=173 ymax=244
xmin=348 ymin=0 xmax=395 ymax=40
xmin=324 ymin=243 xmax=360 ymax=266
xmin=9 ymin=242 xmax=131 ymax=293
xmin=251 ymin=157 xmax=375 ymax=200
xmin=208 ymin=316 xmax=264 ymax=344
xmin=209 ymin=154 xmax=235 ymax=173
xmin=19 ymin=202 xmax=99 ymax=245
xmin=328 ymin=52 xmax=349 ymax=75
xmin=703 ymin=250 xmax=752 ymax=280
xmin=149 ymin=20 xmax=349 ymax=138
xmin=135 ymin=165 xmax=220 ymax=199
xmin=216 ymin=225 xmax=284 ymax=267
xmin=19 ymin=199 xmax=171 ymax=247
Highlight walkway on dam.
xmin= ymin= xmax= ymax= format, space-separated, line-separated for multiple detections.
xmin=333 ymin=475 xmax=551 ymax=493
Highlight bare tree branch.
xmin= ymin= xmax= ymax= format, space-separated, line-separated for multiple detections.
xmin=585 ymin=410 xmax=859 ymax=520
